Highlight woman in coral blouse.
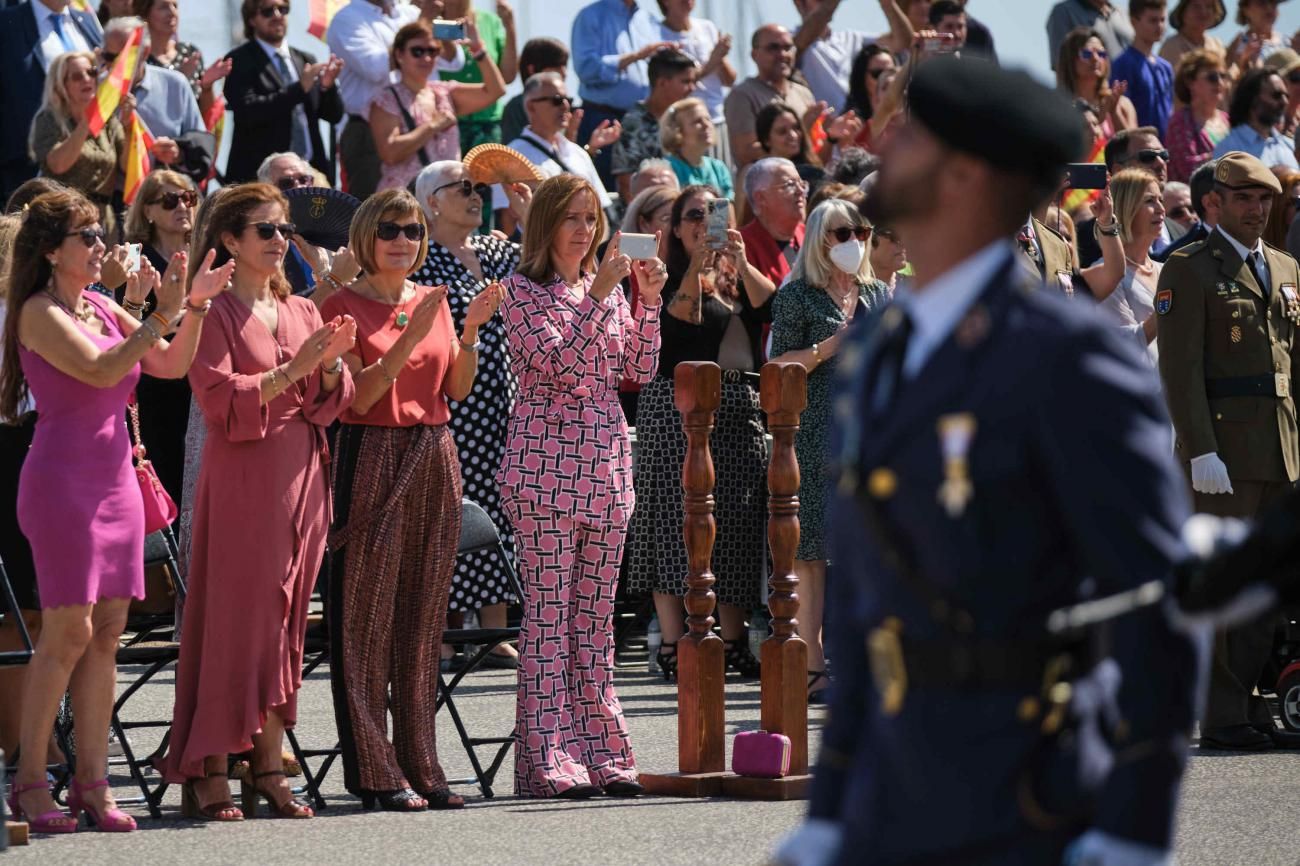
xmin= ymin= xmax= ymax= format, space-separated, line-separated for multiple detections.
xmin=498 ymin=174 xmax=666 ymax=799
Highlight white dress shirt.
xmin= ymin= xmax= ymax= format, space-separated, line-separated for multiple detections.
xmin=1215 ymin=224 xmax=1271 ymax=291
xmin=33 ymin=0 xmax=92 ymax=70
xmin=896 ymin=241 xmax=1012 ymax=378
xmin=491 ymin=128 xmax=613 ymax=211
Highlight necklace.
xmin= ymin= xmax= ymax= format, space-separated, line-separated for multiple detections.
xmin=44 ymin=289 xmax=94 ymax=323
xmin=1125 ymin=255 xmax=1155 ymax=275
xmin=393 ymin=284 xmax=415 ymax=328
xmin=828 ymin=282 xmax=857 ymax=317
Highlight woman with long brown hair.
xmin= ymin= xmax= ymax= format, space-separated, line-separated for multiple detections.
xmin=2 ymin=188 xmax=228 ymax=833
xmin=498 ymin=174 xmax=666 ymax=798
xmin=1056 ymin=27 xmax=1137 ymax=138
xmin=324 ymin=188 xmax=499 ymax=812
xmin=157 ymin=182 xmax=356 ymax=822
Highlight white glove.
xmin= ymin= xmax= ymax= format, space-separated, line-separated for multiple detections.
xmin=1063 ymin=830 xmax=1174 ymax=866
xmin=770 ymin=818 xmax=843 ymax=866
xmin=1190 ymin=452 xmax=1233 ymax=495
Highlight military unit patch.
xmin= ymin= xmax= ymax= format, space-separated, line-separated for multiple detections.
xmin=1156 ymin=289 xmax=1173 ymax=315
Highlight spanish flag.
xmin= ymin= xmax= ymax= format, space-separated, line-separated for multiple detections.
xmin=123 ymin=111 xmax=155 ymax=206
xmin=1062 ymin=136 xmax=1107 ymax=214
xmin=87 ymin=25 xmax=145 ymax=137
xmin=310 ymin=0 xmax=348 ymax=40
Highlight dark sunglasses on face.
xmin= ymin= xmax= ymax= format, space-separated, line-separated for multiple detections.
xmin=151 ymin=190 xmax=197 ymax=210
xmin=830 ymin=225 xmax=871 ymax=244
xmin=1078 ymin=48 xmax=1108 ymax=61
xmin=681 ymin=208 xmax=707 ymax=223
xmin=248 ymin=221 xmax=296 ymax=240
xmin=1202 ymin=71 xmax=1225 ymax=84
xmin=528 ymin=94 xmax=572 ymax=108
xmin=868 ymin=66 xmax=892 ymax=80
xmin=66 ymin=226 xmax=106 ymax=247
xmin=376 ymin=221 xmax=426 ymax=242
xmin=875 ymin=228 xmax=898 ymax=242
xmin=275 ymin=173 xmax=315 ymax=191
xmin=1132 ymin=148 xmax=1170 ymax=164
xmin=1167 ymin=205 xmax=1193 ymax=219
xmin=259 ymin=4 xmax=290 ymax=17
xmin=433 ymin=179 xmax=491 ymax=199
xmin=407 ymin=45 xmax=438 ymax=59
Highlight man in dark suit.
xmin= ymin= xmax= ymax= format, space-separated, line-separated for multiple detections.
xmin=0 ymin=0 xmax=102 ymax=202
xmin=1155 ymin=158 xmax=1218 ymax=263
xmin=1076 ymin=126 xmax=1171 ymax=266
xmin=774 ymin=56 xmax=1203 ymax=866
xmin=223 ymin=0 xmax=344 ymax=185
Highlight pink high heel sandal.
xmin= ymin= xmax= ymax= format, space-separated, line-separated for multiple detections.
xmin=7 ymin=781 xmax=78 ymax=834
xmin=67 ymin=778 xmax=137 ymax=832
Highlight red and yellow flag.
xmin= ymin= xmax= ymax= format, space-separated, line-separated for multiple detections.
xmin=1062 ymin=136 xmax=1107 ymax=214
xmin=310 ymin=0 xmax=349 ymax=40
xmin=87 ymin=25 xmax=145 ymax=137
xmin=69 ymin=0 xmax=91 ymax=11
xmin=123 ymin=111 xmax=155 ymax=205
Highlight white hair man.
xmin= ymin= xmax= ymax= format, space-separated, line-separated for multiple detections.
xmin=629 ymin=158 xmax=680 ymax=199
xmin=257 ymin=152 xmax=317 ymax=192
xmin=740 ymin=156 xmax=809 ymax=288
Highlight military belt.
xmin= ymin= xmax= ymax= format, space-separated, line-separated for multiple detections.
xmin=870 ymin=635 xmax=1099 ymax=692
xmin=1205 ymin=374 xmax=1290 ymax=399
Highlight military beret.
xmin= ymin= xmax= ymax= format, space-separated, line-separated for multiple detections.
xmin=907 ymin=55 xmax=1084 ymax=185
xmin=1214 ymin=151 xmax=1283 ymax=193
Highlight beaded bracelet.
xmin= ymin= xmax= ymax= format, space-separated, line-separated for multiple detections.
xmin=138 ymin=318 xmax=163 ymax=342
xmin=185 ymin=298 xmax=212 ymax=318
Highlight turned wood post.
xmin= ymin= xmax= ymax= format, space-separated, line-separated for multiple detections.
xmin=760 ymin=361 xmax=809 ymax=774
xmin=674 ymin=362 xmax=726 ymax=775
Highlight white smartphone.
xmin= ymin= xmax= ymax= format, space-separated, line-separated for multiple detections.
xmin=125 ymin=243 xmax=143 ymax=274
xmin=706 ymin=199 xmax=729 ymax=250
xmin=619 ymin=233 xmax=659 ymax=260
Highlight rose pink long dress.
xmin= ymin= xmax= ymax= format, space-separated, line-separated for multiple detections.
xmin=158 ymin=292 xmax=353 ymax=782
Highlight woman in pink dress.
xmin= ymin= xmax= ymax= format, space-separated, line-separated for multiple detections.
xmin=369 ymin=18 xmax=506 ymax=193
xmin=498 ymin=174 xmax=666 ymax=799
xmin=157 ymin=183 xmax=356 ymax=821
xmin=1166 ymin=49 xmax=1231 ymax=182
xmin=0 ymin=188 xmax=231 ymax=833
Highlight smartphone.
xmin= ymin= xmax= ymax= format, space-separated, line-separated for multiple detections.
xmin=706 ymin=199 xmax=729 ymax=250
xmin=433 ymin=19 xmax=465 ymax=41
xmin=921 ymin=33 xmax=959 ymax=54
xmin=125 ymin=243 xmax=142 ymax=274
xmin=619 ymin=232 xmax=659 ymax=260
xmin=1065 ymin=163 xmax=1108 ymax=190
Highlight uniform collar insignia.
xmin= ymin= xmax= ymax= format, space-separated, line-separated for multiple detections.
xmin=954 ymin=304 xmax=990 ymax=349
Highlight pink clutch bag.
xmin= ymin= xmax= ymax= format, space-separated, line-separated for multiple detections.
xmin=732 ymin=730 xmax=792 ymax=779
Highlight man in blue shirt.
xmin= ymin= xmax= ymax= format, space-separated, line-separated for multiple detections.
xmin=1110 ymin=0 xmax=1174 ymax=139
xmin=571 ymin=0 xmax=672 ymax=189
xmin=1214 ymin=67 xmax=1300 ymax=171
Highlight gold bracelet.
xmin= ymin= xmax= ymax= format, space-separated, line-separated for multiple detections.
xmin=267 ymin=367 xmax=282 ymax=392
xmin=148 ymin=310 xmax=171 ymax=334
xmin=375 ymin=355 xmax=396 ymax=384
xmin=184 ymin=298 xmax=211 ymax=317
xmin=811 ymin=342 xmax=823 ymax=367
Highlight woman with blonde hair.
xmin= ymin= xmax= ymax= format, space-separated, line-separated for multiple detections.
xmin=661 ymin=97 xmax=734 ymax=200
xmin=1099 ymin=168 xmax=1167 ymax=363
xmin=769 ymin=198 xmax=889 ymax=703
xmin=499 ymin=174 xmax=666 ymax=798
xmin=158 ymin=182 xmax=356 ymax=822
xmin=1056 ymin=28 xmax=1137 ymax=138
xmin=27 ymin=52 xmax=129 ymax=241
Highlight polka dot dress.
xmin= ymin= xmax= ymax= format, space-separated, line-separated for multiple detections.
xmin=414 ymin=235 xmax=521 ymax=610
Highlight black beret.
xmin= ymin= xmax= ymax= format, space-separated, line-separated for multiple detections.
xmin=908 ymin=55 xmax=1085 ymax=186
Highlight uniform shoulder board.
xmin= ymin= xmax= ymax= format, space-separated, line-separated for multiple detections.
xmin=1262 ymin=239 xmax=1294 ymax=258
xmin=1033 ymin=219 xmax=1069 ymax=244
xmin=1169 ymin=240 xmax=1207 ymax=258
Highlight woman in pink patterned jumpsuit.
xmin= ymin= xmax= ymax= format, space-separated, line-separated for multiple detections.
xmin=498 ymin=175 xmax=666 ymax=798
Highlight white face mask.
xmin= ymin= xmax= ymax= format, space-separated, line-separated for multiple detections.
xmin=828 ymin=239 xmax=866 ymax=275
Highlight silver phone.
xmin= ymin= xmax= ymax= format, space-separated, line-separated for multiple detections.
xmin=619 ymin=233 xmax=659 ymax=260
xmin=706 ymin=199 xmax=729 ymax=250
xmin=125 ymin=243 xmax=142 ymax=274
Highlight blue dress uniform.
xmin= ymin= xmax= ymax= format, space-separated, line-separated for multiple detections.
xmin=807 ymin=247 xmax=1204 ymax=864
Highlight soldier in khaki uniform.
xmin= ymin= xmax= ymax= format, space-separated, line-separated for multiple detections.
xmin=1017 ymin=189 xmax=1124 ymax=298
xmin=1156 ymin=150 xmax=1300 ymax=750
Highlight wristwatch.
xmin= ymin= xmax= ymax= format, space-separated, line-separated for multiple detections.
xmin=458 ymin=337 xmax=483 ymax=353
xmin=1096 ymin=219 xmax=1121 ymax=237
xmin=322 ymin=356 xmax=344 ymax=374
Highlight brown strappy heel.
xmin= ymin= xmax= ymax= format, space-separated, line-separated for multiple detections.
xmin=181 ymin=772 xmax=244 ymax=822
xmin=241 ymin=770 xmax=314 ymax=819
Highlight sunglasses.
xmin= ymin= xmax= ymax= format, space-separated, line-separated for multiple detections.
xmin=528 ymin=95 xmax=572 ymax=108
xmin=829 ymin=225 xmax=871 ymax=243
xmin=247 ymin=221 xmax=296 ymax=240
xmin=1078 ymin=48 xmax=1108 ymax=61
xmin=874 ymin=228 xmax=898 ymax=242
xmin=432 ymin=179 xmax=492 ymax=199
xmin=1202 ymin=71 xmax=1225 ymax=84
xmin=151 ymin=189 xmax=197 ymax=210
xmin=1132 ymin=148 xmax=1170 ymax=164
xmin=275 ymin=173 xmax=316 ymax=191
xmin=376 ymin=221 xmax=426 ymax=242
xmin=868 ymin=66 xmax=892 ymax=80
xmin=1167 ymin=205 xmax=1193 ymax=219
xmin=65 ymin=226 xmax=106 ymax=247
xmin=258 ymin=4 xmax=290 ymax=17
xmin=407 ymin=45 xmax=438 ymax=59
xmin=681 ymin=207 xmax=707 ymax=223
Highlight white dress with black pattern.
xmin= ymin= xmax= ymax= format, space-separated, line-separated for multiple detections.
xmin=413 ymin=235 xmax=520 ymax=610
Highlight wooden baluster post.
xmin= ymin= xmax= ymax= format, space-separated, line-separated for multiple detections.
xmin=760 ymin=361 xmax=809 ymax=774
xmin=674 ymin=362 xmax=726 ymax=775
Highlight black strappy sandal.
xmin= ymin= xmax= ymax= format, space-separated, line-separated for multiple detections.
xmin=724 ymin=639 xmax=762 ymax=678
xmin=359 ymin=787 xmax=427 ymax=812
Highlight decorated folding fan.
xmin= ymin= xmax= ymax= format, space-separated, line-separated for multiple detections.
xmin=285 ymin=187 xmax=362 ymax=250
xmin=463 ymin=143 xmax=546 ymax=186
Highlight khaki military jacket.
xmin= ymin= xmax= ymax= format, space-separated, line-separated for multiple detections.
xmin=1156 ymin=229 xmax=1300 ymax=482
xmin=1016 ymin=218 xmax=1078 ymax=296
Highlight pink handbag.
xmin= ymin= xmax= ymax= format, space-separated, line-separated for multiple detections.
xmin=128 ymin=395 xmax=178 ymax=534
xmin=732 ymin=730 xmax=792 ymax=779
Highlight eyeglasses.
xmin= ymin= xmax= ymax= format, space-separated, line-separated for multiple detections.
xmin=1078 ymin=48 xmax=1108 ymax=61
xmin=528 ymin=95 xmax=572 ymax=108
xmin=376 ymin=221 xmax=426 ymax=242
xmin=775 ymin=178 xmax=809 ymax=195
xmin=247 ymin=221 xmax=296 ymax=240
xmin=407 ymin=45 xmax=438 ymax=59
xmin=258 ymin=4 xmax=290 ymax=17
xmin=1202 ymin=71 xmax=1225 ymax=84
xmin=1131 ymin=148 xmax=1170 ymax=164
xmin=867 ymin=66 xmax=892 ymax=80
xmin=829 ymin=225 xmax=871 ymax=243
xmin=874 ymin=228 xmax=898 ymax=242
xmin=432 ymin=179 xmax=491 ymax=199
xmin=275 ymin=173 xmax=315 ymax=191
xmin=150 ymin=189 xmax=197 ymax=210
xmin=1167 ymin=205 xmax=1193 ymax=219
xmin=681 ymin=207 xmax=707 ymax=223
xmin=65 ymin=226 xmax=106 ymax=247
xmin=761 ymin=42 xmax=796 ymax=53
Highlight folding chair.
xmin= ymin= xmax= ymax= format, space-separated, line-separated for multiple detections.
xmin=435 ymin=498 xmax=524 ymax=798
xmin=107 ymin=526 xmax=186 ymax=818
xmin=283 ymin=610 xmax=337 ymax=811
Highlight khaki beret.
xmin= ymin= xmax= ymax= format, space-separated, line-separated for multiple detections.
xmin=1214 ymin=151 xmax=1283 ymax=193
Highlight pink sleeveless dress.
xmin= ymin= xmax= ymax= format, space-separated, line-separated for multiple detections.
xmin=17 ymin=291 xmax=145 ymax=608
